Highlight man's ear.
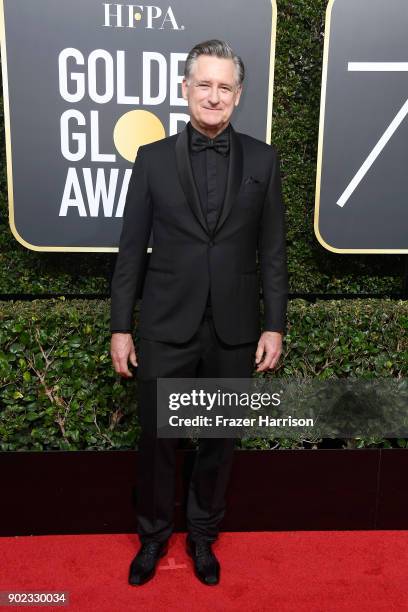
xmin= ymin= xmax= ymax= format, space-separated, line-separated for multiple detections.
xmin=234 ymin=85 xmax=243 ymax=107
xmin=181 ymin=77 xmax=188 ymax=101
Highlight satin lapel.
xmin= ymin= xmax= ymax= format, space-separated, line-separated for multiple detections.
xmin=175 ymin=125 xmax=208 ymax=234
xmin=214 ymin=125 xmax=243 ymax=235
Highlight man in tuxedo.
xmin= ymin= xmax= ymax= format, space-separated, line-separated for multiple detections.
xmin=110 ymin=39 xmax=288 ymax=586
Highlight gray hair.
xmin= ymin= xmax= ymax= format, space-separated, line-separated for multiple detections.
xmin=184 ymin=39 xmax=245 ymax=87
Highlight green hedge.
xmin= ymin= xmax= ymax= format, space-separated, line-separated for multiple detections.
xmin=0 ymin=298 xmax=406 ymax=451
xmin=0 ymin=0 xmax=404 ymax=295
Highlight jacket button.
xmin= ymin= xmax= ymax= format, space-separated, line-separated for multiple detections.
xmin=208 ymin=240 xmax=214 ymax=247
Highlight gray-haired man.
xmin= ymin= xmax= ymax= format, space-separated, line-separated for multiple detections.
xmin=110 ymin=39 xmax=288 ymax=586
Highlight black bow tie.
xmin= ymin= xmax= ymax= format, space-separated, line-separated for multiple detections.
xmin=190 ymin=129 xmax=230 ymax=156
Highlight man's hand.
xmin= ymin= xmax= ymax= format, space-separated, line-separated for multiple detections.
xmin=255 ymin=331 xmax=283 ymax=372
xmin=110 ymin=333 xmax=138 ymax=378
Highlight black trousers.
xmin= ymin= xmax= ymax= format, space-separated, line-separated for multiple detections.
xmin=135 ymin=306 xmax=257 ymax=544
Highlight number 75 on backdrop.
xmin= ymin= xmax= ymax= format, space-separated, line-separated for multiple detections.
xmin=314 ymin=0 xmax=408 ymax=254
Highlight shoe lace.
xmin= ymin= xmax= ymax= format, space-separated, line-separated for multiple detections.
xmin=140 ymin=542 xmax=161 ymax=559
xmin=195 ymin=541 xmax=212 ymax=560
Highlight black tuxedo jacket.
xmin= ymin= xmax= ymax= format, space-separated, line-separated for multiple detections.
xmin=110 ymin=123 xmax=288 ymax=345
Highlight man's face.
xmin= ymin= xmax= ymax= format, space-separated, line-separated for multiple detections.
xmin=182 ymin=55 xmax=242 ymax=134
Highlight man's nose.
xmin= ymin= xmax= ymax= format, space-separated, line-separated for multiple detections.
xmin=208 ymin=86 xmax=220 ymax=105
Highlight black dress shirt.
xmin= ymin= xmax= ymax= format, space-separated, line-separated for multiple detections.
xmin=111 ymin=123 xmax=231 ymax=333
xmin=188 ymin=121 xmax=230 ymax=310
xmin=188 ymin=121 xmax=230 ymax=235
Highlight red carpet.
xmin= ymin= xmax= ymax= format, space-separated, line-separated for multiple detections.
xmin=1 ymin=531 xmax=407 ymax=611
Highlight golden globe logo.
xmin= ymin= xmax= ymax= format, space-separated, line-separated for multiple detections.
xmin=103 ymin=3 xmax=184 ymax=30
xmin=57 ymin=47 xmax=189 ymax=218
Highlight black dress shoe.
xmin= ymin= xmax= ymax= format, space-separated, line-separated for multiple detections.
xmin=186 ymin=535 xmax=220 ymax=585
xmin=128 ymin=541 xmax=168 ymax=586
